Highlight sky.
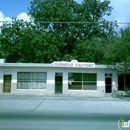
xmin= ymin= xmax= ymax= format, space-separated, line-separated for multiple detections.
xmin=0 ymin=0 xmax=130 ymax=28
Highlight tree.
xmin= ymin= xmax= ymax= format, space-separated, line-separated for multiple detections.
xmin=120 ymin=27 xmax=130 ymax=62
xmin=73 ymin=38 xmax=104 ymax=63
xmin=101 ymin=36 xmax=125 ymax=64
xmin=28 ymin=0 xmax=118 ymax=61
xmin=0 ymin=0 xmax=118 ymax=63
xmin=0 ymin=19 xmax=61 ymax=63
xmin=100 ymin=27 xmax=130 ymax=64
xmin=28 ymin=0 xmax=117 ymax=38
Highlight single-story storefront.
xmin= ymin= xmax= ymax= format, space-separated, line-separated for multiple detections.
xmin=0 ymin=59 xmax=120 ymax=95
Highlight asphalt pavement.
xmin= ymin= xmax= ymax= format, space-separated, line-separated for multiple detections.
xmin=0 ymin=95 xmax=130 ymax=130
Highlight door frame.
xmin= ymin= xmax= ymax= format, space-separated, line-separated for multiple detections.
xmin=55 ymin=73 xmax=63 ymax=94
xmin=3 ymin=75 xmax=12 ymax=93
xmin=105 ymin=73 xmax=112 ymax=93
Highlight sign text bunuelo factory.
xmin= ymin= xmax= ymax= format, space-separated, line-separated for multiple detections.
xmin=53 ymin=61 xmax=95 ymax=68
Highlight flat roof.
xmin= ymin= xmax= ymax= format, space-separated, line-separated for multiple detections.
xmin=0 ymin=63 xmax=116 ymax=69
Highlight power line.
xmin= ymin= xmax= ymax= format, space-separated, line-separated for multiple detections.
xmin=0 ymin=21 xmax=130 ymax=28
xmin=0 ymin=21 xmax=130 ymax=24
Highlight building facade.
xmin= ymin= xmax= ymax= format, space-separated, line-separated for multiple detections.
xmin=0 ymin=60 xmax=118 ymax=95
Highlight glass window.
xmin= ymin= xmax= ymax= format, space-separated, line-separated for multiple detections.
xmin=83 ymin=82 xmax=97 ymax=90
xmin=18 ymin=72 xmax=31 ymax=81
xmin=68 ymin=73 xmax=82 ymax=81
xmin=83 ymin=73 xmax=96 ymax=81
xmin=68 ymin=82 xmax=82 ymax=90
xmin=32 ymin=72 xmax=47 ymax=80
xmin=68 ymin=73 xmax=97 ymax=90
xmin=82 ymin=73 xmax=97 ymax=90
xmin=17 ymin=72 xmax=47 ymax=89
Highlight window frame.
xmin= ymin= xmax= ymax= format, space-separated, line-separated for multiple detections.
xmin=17 ymin=72 xmax=47 ymax=89
xmin=68 ymin=73 xmax=97 ymax=90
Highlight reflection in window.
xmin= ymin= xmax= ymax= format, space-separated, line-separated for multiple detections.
xmin=83 ymin=82 xmax=97 ymax=90
xmin=68 ymin=73 xmax=97 ymax=90
xmin=68 ymin=73 xmax=82 ymax=81
xmin=69 ymin=82 xmax=82 ymax=90
xmin=17 ymin=72 xmax=47 ymax=89
xmin=83 ymin=73 xmax=96 ymax=81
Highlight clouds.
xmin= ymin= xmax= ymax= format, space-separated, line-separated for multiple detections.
xmin=0 ymin=0 xmax=130 ymax=29
xmin=77 ymin=0 xmax=130 ymax=20
xmin=76 ymin=0 xmax=130 ymax=28
xmin=0 ymin=11 xmax=30 ymax=26
xmin=0 ymin=12 xmax=12 ymax=26
xmin=17 ymin=12 xmax=30 ymax=21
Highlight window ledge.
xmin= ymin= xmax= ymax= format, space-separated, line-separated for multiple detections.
xmin=68 ymin=90 xmax=97 ymax=92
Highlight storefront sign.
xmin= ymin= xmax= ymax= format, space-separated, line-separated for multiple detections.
xmin=53 ymin=62 xmax=95 ymax=68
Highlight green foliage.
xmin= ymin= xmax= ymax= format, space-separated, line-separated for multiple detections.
xmin=120 ymin=27 xmax=130 ymax=62
xmin=101 ymin=27 xmax=130 ymax=64
xmin=101 ymin=37 xmax=124 ymax=64
xmin=125 ymin=87 xmax=130 ymax=92
xmin=28 ymin=0 xmax=117 ymax=62
xmin=73 ymin=38 xmax=104 ymax=63
xmin=0 ymin=19 xmax=61 ymax=63
xmin=28 ymin=0 xmax=117 ymax=39
xmin=0 ymin=0 xmax=127 ymax=64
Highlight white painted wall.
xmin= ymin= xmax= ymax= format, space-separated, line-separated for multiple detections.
xmin=0 ymin=66 xmax=117 ymax=95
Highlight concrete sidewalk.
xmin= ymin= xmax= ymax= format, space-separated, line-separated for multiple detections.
xmin=0 ymin=95 xmax=130 ymax=114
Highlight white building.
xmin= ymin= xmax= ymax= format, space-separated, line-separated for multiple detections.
xmin=0 ymin=59 xmax=120 ymax=95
